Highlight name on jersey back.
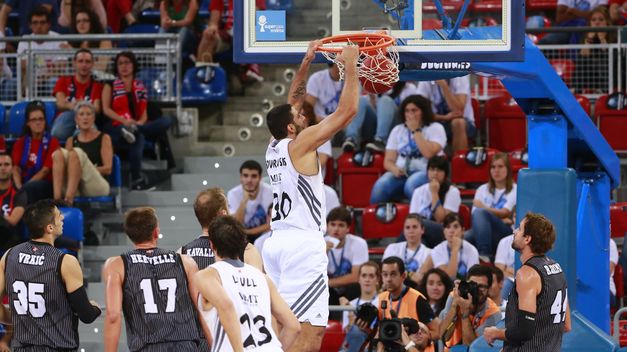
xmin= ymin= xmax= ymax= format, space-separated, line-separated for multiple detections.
xmin=266 ymin=157 xmax=286 ymax=184
xmin=232 ymin=273 xmax=260 ymax=305
xmin=185 ymin=248 xmax=213 ymax=258
xmin=129 ymin=253 xmax=176 ymax=265
xmin=543 ymin=263 xmax=563 ymax=275
xmin=18 ymin=253 xmax=45 ymax=266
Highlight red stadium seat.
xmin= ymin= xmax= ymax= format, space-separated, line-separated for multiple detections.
xmin=527 ymin=0 xmax=557 ymax=11
xmin=459 ymin=204 xmax=472 ymax=229
xmin=508 ymin=149 xmax=527 ymax=181
xmin=549 ymin=59 xmax=575 ymax=86
xmin=423 ymin=0 xmax=463 ymax=14
xmin=595 ymin=94 xmax=627 ymax=152
xmin=610 ymin=203 xmax=627 ymax=239
xmin=526 ymin=15 xmax=551 ymax=43
xmin=472 ymin=0 xmax=503 ymax=12
xmin=451 ymin=148 xmax=498 ymax=185
xmin=471 ymin=98 xmax=483 ymax=132
xmin=362 ymin=203 xmax=409 ymax=240
xmin=614 ymin=264 xmax=624 ymax=311
xmin=472 ymin=76 xmax=508 ymax=99
xmin=324 ymin=156 xmax=336 ymax=186
xmin=337 ymin=152 xmax=385 ymax=208
xmin=320 ymin=320 xmax=345 ymax=352
xmin=575 ymin=94 xmax=591 ymax=116
xmin=423 ymin=18 xmax=443 ymax=30
xmin=485 ymin=96 xmax=527 ymax=152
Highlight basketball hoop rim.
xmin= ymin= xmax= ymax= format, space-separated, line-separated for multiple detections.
xmin=316 ymin=33 xmax=395 ymax=54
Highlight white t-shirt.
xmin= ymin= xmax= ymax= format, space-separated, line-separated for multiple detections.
xmin=386 ymin=123 xmax=447 ymax=173
xmin=494 ymin=234 xmax=515 ymax=277
xmin=306 ymin=69 xmax=343 ymax=118
xmin=342 ymin=296 xmax=380 ymax=329
xmin=380 ymin=82 xmax=420 ymax=105
xmin=324 ymin=184 xmax=341 ymax=217
xmin=472 ymin=184 xmax=517 ymax=213
xmin=17 ymin=31 xmax=68 ymax=56
xmin=557 ymin=0 xmax=607 ymax=10
xmin=431 ymin=239 xmax=479 ymax=277
xmin=325 ymin=234 xmax=369 ymax=278
xmin=610 ymin=238 xmax=618 ymax=296
xmin=382 ymin=242 xmax=431 ymax=273
xmin=227 ymin=183 xmax=273 ymax=229
xmin=409 ymin=183 xmax=461 ymax=219
xmin=416 ymin=76 xmax=474 ymax=125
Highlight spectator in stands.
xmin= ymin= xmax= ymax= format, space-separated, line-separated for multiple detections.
xmin=438 ymin=264 xmax=501 ymax=349
xmin=417 ymin=77 xmax=475 ymax=153
xmin=70 ymin=9 xmax=113 ymax=52
xmin=610 ymin=238 xmax=619 ymax=307
xmin=11 ymin=101 xmax=61 ymax=202
xmin=106 ymin=0 xmax=155 ymax=33
xmin=539 ymin=0 xmax=609 ymax=45
xmin=0 ymin=0 xmax=58 ymax=36
xmin=378 ymin=256 xmax=441 ymax=340
xmin=227 ymin=160 xmax=273 ymax=242
xmin=488 ymin=266 xmax=506 ymax=319
xmin=325 ymin=206 xmax=369 ymax=303
xmin=17 ymin=6 xmax=70 ymax=95
xmin=159 ymin=0 xmax=199 ymax=59
xmin=383 ymin=213 xmax=433 ymax=288
xmin=52 ymin=101 xmax=112 ymax=206
xmin=370 ymin=95 xmax=447 ymax=204
xmin=399 ymin=321 xmax=437 ymax=352
xmin=339 ymin=261 xmax=380 ymax=352
xmin=58 ymin=0 xmax=106 ymax=31
xmin=494 ymin=233 xmax=515 ymax=301
xmin=464 ymin=153 xmax=516 ymax=263
xmin=101 ymin=51 xmax=173 ymax=191
xmin=419 ymin=268 xmax=455 ymax=317
xmin=409 ymin=156 xmax=461 ymax=248
xmin=430 ymin=213 xmax=479 ymax=280
xmin=574 ymin=6 xmax=617 ymax=93
xmin=51 ymin=48 xmax=103 ymax=141
xmin=609 ymin=0 xmax=627 ymax=24
xmin=0 ymin=152 xmax=27 ymax=251
xmin=364 ymin=81 xmax=420 ymax=153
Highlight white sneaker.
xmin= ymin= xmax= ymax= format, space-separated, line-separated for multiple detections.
xmin=121 ymin=127 xmax=136 ymax=144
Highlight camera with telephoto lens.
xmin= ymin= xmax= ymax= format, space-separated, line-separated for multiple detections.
xmin=355 ymin=302 xmax=379 ymax=326
xmin=457 ymin=280 xmax=480 ymax=306
xmin=379 ymin=317 xmax=421 ymax=352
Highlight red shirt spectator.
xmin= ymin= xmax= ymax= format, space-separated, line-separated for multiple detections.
xmin=209 ymin=0 xmax=266 ymax=30
xmin=11 ymin=134 xmax=60 ymax=183
xmin=0 ymin=136 xmax=5 ymax=153
xmin=53 ymin=76 xmax=103 ymax=113
xmin=109 ymin=78 xmax=148 ymax=126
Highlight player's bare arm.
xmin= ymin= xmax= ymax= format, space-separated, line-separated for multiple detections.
xmin=266 ymin=276 xmax=300 ymax=349
xmin=61 ymin=254 xmax=101 ymax=323
xmin=102 ymin=256 xmax=125 ymax=352
xmin=0 ymin=252 xmax=9 ymax=324
xmin=287 ymin=40 xmax=321 ymax=112
xmin=180 ymin=254 xmax=213 ymax=344
xmin=244 ymin=243 xmax=264 ymax=271
xmin=195 ymin=267 xmax=244 ymax=352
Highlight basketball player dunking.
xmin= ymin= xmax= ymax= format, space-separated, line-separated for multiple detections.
xmin=263 ymin=42 xmax=359 ymax=351
xmin=483 ymin=212 xmax=571 ymax=351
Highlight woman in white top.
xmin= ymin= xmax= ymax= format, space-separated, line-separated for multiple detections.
xmin=383 ymin=214 xmax=433 ymax=287
xmin=408 ymin=156 xmax=461 ymax=248
xmin=430 ymin=213 xmax=479 ymax=280
xmin=464 ymin=153 xmax=516 ymax=261
xmin=370 ymin=95 xmax=447 ymax=204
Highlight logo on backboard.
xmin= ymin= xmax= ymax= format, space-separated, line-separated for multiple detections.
xmin=256 ymin=11 xmax=286 ymax=41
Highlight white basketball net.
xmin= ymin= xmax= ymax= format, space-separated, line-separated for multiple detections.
xmin=319 ymin=35 xmax=400 ymax=87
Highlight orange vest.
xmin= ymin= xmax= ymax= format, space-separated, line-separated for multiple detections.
xmin=378 ymin=287 xmax=427 ymax=321
xmin=444 ymin=297 xmax=501 ymax=351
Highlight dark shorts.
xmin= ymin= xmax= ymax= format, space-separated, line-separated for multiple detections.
xmin=441 ymin=117 xmax=477 ymax=140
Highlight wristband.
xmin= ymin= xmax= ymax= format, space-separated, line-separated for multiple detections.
xmin=411 ymin=127 xmax=422 ymax=134
xmin=405 ymin=341 xmax=416 ymax=351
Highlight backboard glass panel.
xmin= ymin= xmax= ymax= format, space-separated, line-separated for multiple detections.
xmin=233 ymin=0 xmax=524 ymax=64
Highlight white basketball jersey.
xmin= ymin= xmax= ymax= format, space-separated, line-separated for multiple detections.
xmin=265 ymin=139 xmax=326 ymax=233
xmin=202 ymin=260 xmax=282 ymax=352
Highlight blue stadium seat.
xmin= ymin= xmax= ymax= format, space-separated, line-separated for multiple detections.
xmin=8 ymin=101 xmax=56 ymax=137
xmin=136 ymin=68 xmax=174 ymax=99
xmin=266 ymin=0 xmax=294 ymax=11
xmin=198 ymin=0 xmax=212 ymax=17
xmin=74 ymin=154 xmax=123 ymax=212
xmin=119 ymin=24 xmax=161 ymax=48
xmin=57 ymin=207 xmax=84 ymax=257
xmin=139 ymin=9 xmax=161 ymax=21
xmin=182 ymin=65 xmax=227 ymax=103
xmin=0 ymin=103 xmax=6 ymax=135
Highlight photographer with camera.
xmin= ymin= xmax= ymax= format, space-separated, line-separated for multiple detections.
xmin=373 ymin=256 xmax=440 ymax=352
xmin=438 ymin=265 xmax=501 ymax=351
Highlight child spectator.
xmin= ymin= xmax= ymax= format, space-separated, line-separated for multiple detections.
xmin=383 ymin=213 xmax=433 ymax=287
xmin=325 ymin=206 xmax=369 ymax=302
xmin=409 ymin=156 xmax=461 ymax=248
xmin=0 ymin=153 xmax=27 ymax=251
xmin=370 ymin=95 xmax=447 ymax=204
xmin=52 ymin=101 xmax=112 ymax=206
xmin=419 ymin=268 xmax=455 ymax=317
xmin=464 ymin=153 xmax=516 ymax=262
xmin=430 ymin=213 xmax=479 ymax=280
xmin=11 ymin=101 xmax=60 ymax=203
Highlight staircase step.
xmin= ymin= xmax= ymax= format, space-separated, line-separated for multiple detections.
xmin=123 ymin=190 xmax=198 ymax=207
xmin=183 ymin=156 xmax=266 ymax=173
xmin=197 ymin=125 xmax=271 ymax=143
xmin=170 ymin=173 xmax=240 ymax=191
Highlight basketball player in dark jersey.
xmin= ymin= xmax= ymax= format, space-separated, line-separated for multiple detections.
xmin=179 ymin=187 xmax=263 ymax=271
xmin=0 ymin=200 xmax=101 ymax=351
xmin=483 ymin=212 xmax=571 ymax=351
xmin=102 ymin=207 xmax=210 ymax=351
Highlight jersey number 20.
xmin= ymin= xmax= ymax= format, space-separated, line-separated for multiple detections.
xmin=550 ymin=289 xmax=568 ymax=324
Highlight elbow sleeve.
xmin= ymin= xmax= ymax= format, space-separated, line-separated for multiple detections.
xmin=68 ymin=286 xmax=101 ymax=323
xmin=505 ymin=310 xmax=536 ymax=344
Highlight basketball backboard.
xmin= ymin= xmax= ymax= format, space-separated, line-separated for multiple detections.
xmin=234 ymin=0 xmax=525 ymax=64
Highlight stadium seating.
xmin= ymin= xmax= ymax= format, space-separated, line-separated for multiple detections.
xmin=451 ymin=147 xmax=498 ymax=197
xmin=614 ymin=264 xmax=624 ymax=313
xmin=0 ymin=78 xmax=17 ymax=102
xmin=472 ymin=76 xmax=508 ymax=99
xmin=320 ymin=320 xmax=345 ymax=351
xmin=595 ymin=94 xmax=627 ymax=152
xmin=484 ymin=95 xmax=527 ymax=152
xmin=337 ymin=151 xmax=385 ymax=208
xmin=182 ymin=65 xmax=228 ymax=103
xmin=362 ymin=203 xmax=409 ymax=240
xmin=423 ymin=18 xmax=443 ymax=30
xmin=74 ymin=155 xmax=123 ymax=212
xmin=508 ymin=149 xmax=527 ymax=180
xmin=266 ymin=0 xmax=294 ymax=11
xmin=423 ymin=0 xmax=464 ymax=14
xmin=0 ymin=103 xmax=6 ymax=134
xmin=575 ymin=94 xmax=591 ymax=116
xmin=459 ymin=203 xmax=471 ymax=229
xmin=57 ymin=207 xmax=84 ymax=257
xmin=119 ymin=24 xmax=161 ymax=48
xmin=610 ymin=203 xmax=627 ymax=239
xmin=471 ymin=98 xmax=482 ymax=135
xmin=526 ymin=0 xmax=557 ymax=11
xmin=549 ymin=59 xmax=575 ymax=87
xmin=137 ymin=68 xmax=173 ymax=99
xmin=324 ymin=156 xmax=336 ymax=186
xmin=7 ymin=101 xmax=56 ymax=137
xmin=471 ymin=0 xmax=503 ymax=12
xmin=526 ymin=15 xmax=551 ymax=43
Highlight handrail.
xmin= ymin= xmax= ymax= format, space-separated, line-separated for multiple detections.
xmin=0 ymin=33 xmax=179 ymax=43
xmin=612 ymin=307 xmax=627 ymax=343
xmin=526 ymin=25 xmax=624 ymax=34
